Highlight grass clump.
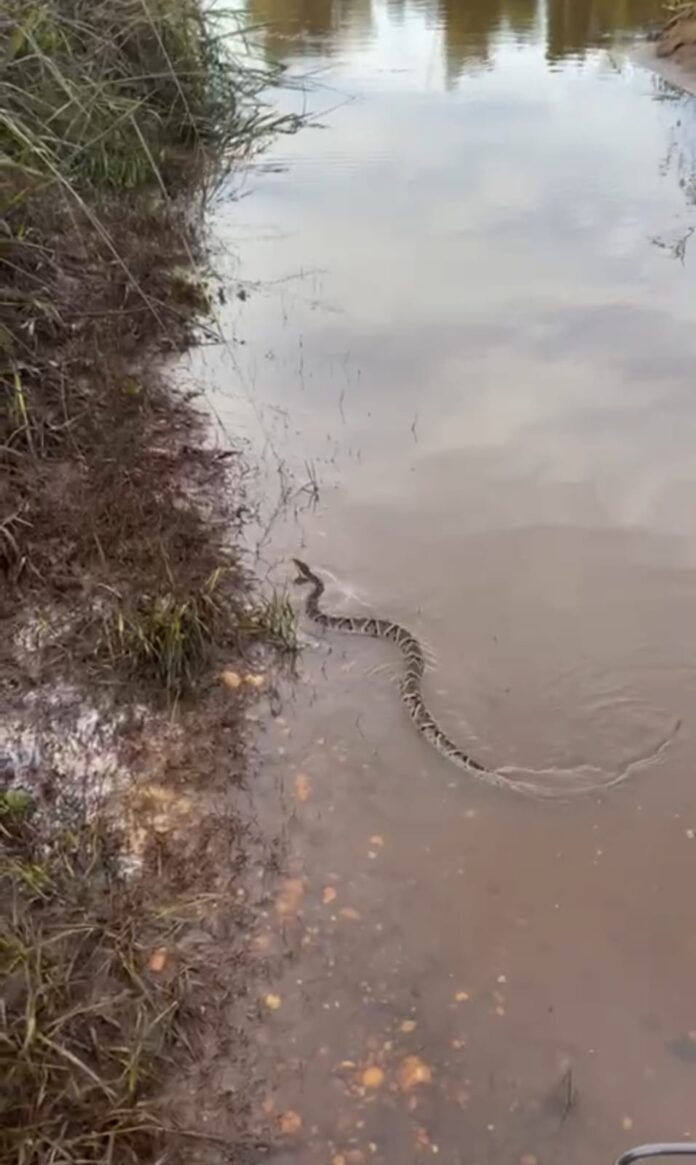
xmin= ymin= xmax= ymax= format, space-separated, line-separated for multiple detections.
xmin=0 ymin=811 xmax=179 ymax=1165
xmin=100 ymin=582 xmax=300 ymax=696
xmin=102 ymin=573 xmax=224 ymax=695
xmin=247 ymin=589 xmax=299 ymax=655
xmin=0 ymin=788 xmax=33 ymax=817
xmin=1 ymin=0 xmax=295 ymax=195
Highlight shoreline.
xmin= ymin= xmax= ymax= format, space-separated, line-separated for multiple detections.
xmin=634 ymin=40 xmax=696 ymax=97
xmin=634 ymin=5 xmax=696 ymax=97
xmin=1 ymin=4 xmax=297 ymax=1161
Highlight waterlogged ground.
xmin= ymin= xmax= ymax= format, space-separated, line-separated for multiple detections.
xmin=191 ymin=2 xmax=696 ymax=1162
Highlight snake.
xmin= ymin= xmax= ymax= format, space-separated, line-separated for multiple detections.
xmin=292 ymin=557 xmax=536 ymax=795
xmin=292 ymin=558 xmax=681 ymax=798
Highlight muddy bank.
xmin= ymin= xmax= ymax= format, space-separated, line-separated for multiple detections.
xmin=637 ymin=3 xmax=696 ymax=94
xmin=1 ymin=4 xmax=297 ymax=1162
xmin=657 ymin=3 xmax=696 ymax=71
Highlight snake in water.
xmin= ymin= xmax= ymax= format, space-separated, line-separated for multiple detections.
xmin=292 ymin=557 xmax=535 ymax=795
xmin=292 ymin=557 xmax=681 ymax=798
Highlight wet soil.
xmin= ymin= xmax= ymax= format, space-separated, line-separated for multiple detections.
xmin=0 ymin=109 xmax=287 ymax=1165
xmin=637 ymin=4 xmax=696 ymax=97
xmin=657 ymin=4 xmax=696 ymax=74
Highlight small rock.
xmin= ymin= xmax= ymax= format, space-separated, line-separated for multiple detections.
xmin=294 ymin=773 xmax=311 ymax=802
xmin=361 ymin=1066 xmax=385 ymax=1089
xmin=278 ymin=1110 xmax=302 ymax=1135
xmin=148 ymin=947 xmax=168 ymax=973
xmin=276 ymin=877 xmax=304 ymax=917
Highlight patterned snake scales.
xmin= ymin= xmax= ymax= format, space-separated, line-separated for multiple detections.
xmin=293 ymin=558 xmax=680 ymax=798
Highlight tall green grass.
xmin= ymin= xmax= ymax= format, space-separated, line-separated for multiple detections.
xmin=1 ymin=0 xmax=301 ymax=631
xmin=1 ymin=0 xmax=297 ymax=198
xmin=1 ymin=0 xmax=300 ymax=445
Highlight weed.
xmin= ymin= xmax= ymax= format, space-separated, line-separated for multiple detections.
xmin=102 ymin=574 xmax=223 ymax=695
xmin=247 ymin=588 xmax=299 ymax=654
xmin=0 ymin=788 xmax=34 ymax=817
xmin=0 ymin=814 xmax=179 ymax=1165
xmin=0 ymin=2 xmax=297 ymax=1161
xmin=297 ymin=459 xmax=320 ymax=505
xmin=0 ymin=0 xmax=298 ymax=199
xmin=0 ymin=0 xmax=299 ymax=691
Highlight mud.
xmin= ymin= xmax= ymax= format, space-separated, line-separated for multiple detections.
xmin=637 ymin=4 xmax=696 ymax=97
xmin=0 ymin=19 xmax=293 ymax=1164
xmin=657 ymin=4 xmax=696 ymax=74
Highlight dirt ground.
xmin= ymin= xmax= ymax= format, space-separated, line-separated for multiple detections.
xmin=656 ymin=3 xmax=696 ymax=70
xmin=1 ymin=165 xmax=293 ymax=1165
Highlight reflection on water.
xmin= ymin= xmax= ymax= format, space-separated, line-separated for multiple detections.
xmin=195 ymin=1 xmax=696 ymax=1162
xmin=436 ymin=0 xmax=538 ymax=79
xmin=248 ymin=0 xmax=663 ymax=75
xmin=545 ymin=0 xmax=662 ymax=62
xmin=248 ymin=0 xmax=374 ymax=57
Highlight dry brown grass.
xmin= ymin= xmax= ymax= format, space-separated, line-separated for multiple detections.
xmin=1 ymin=802 xmax=179 ymax=1165
xmin=0 ymin=3 xmax=300 ymax=693
xmin=0 ymin=2 xmax=299 ymax=1160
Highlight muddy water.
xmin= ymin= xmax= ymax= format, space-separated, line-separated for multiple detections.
xmin=194 ymin=2 xmax=696 ymax=1161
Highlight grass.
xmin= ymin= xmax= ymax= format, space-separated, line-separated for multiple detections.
xmin=1 ymin=0 xmax=298 ymax=196
xmin=0 ymin=802 xmax=181 ymax=1165
xmin=662 ymin=2 xmax=696 ymax=25
xmin=248 ymin=588 xmax=299 ymax=655
xmin=0 ymin=0 xmax=301 ymax=691
xmin=1 ymin=0 xmax=299 ymax=418
xmin=0 ymin=1 xmax=302 ymax=1159
xmin=0 ymin=788 xmax=34 ymax=816
xmin=101 ymin=572 xmax=225 ymax=695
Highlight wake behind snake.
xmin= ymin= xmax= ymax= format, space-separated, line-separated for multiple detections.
xmin=292 ymin=558 xmax=679 ymax=799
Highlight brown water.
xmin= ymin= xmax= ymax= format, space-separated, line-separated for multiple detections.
xmin=191 ymin=3 xmax=696 ymax=1162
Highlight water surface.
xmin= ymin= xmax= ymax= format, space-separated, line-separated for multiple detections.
xmin=191 ymin=2 xmax=696 ymax=1161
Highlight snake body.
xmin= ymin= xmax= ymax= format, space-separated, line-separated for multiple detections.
xmin=293 ymin=558 xmax=523 ymax=794
xmin=292 ymin=558 xmax=680 ymax=798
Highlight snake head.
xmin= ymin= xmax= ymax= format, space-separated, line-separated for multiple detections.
xmin=291 ymin=557 xmax=313 ymax=585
